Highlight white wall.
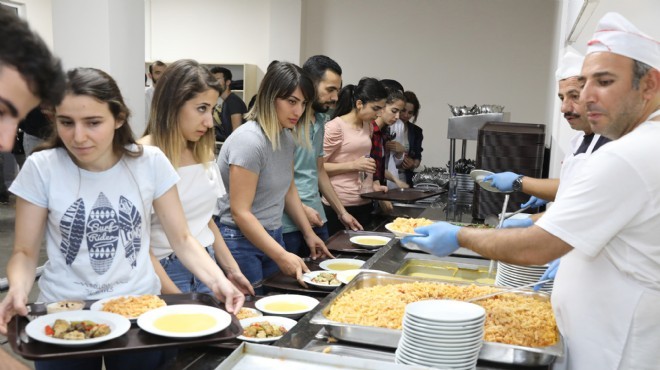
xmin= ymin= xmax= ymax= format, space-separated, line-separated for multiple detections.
xmin=51 ymin=0 xmax=145 ymax=135
xmin=11 ymin=0 xmax=54 ymax=48
xmin=301 ymin=0 xmax=560 ymax=170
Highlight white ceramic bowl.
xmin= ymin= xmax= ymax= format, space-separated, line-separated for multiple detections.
xmin=318 ymin=258 xmax=365 ymax=272
xmin=348 ymin=235 xmax=391 ymax=249
xmin=384 ymin=223 xmax=424 ymax=238
xmin=255 ymin=295 xmax=319 ymax=318
xmin=302 ymin=270 xmax=342 ymax=290
xmin=26 ymin=310 xmax=130 ymax=347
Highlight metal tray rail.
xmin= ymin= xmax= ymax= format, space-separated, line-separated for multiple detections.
xmin=310 ymin=273 xmax=563 ymax=366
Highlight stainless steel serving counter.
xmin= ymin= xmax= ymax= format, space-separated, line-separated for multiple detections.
xmin=167 ymin=196 xmax=553 ymax=369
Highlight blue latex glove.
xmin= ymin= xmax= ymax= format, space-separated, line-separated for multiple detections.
xmin=533 ymin=259 xmax=560 ymax=291
xmin=522 ymin=196 xmax=548 ymax=209
xmin=501 ymin=217 xmax=533 ymax=228
xmin=401 ymin=222 xmax=461 ymax=257
xmin=483 ymin=172 xmax=520 ymax=192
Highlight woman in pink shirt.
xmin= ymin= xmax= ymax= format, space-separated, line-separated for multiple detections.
xmin=322 ymin=78 xmax=387 ymax=235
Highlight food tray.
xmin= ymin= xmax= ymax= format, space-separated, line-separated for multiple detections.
xmin=310 ymin=273 xmax=563 ymax=366
xmin=8 ymin=293 xmax=242 ymax=360
xmin=359 ymin=188 xmax=445 ymax=203
xmin=326 ymin=230 xmax=395 ymax=254
xmin=216 ymin=342 xmax=432 ymax=369
xmin=261 ymin=256 xmax=363 ymax=295
xmin=396 ymin=258 xmax=496 ymax=284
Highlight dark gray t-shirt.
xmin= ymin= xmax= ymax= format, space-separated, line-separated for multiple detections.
xmin=216 ymin=121 xmax=295 ymax=229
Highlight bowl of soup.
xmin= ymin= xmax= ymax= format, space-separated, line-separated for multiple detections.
xmin=255 ymin=295 xmax=319 ymax=319
xmin=349 ymin=235 xmax=391 ymax=249
xmin=136 ymin=304 xmax=232 ymax=338
xmin=319 ymin=258 xmax=365 ymax=272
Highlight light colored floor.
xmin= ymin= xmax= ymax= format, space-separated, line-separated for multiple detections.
xmin=1 ymin=196 xmax=47 ymax=369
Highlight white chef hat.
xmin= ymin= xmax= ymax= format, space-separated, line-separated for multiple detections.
xmin=555 ymin=47 xmax=585 ymax=81
xmin=586 ymin=12 xmax=660 ymax=71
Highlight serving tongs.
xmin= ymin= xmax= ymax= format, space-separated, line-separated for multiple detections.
xmin=467 ymin=279 xmax=552 ymax=303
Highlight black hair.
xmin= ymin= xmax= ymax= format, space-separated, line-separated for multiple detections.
xmin=332 ymin=77 xmax=387 ymax=118
xmin=632 ymin=60 xmax=652 ymax=90
xmin=149 ymin=60 xmax=166 ymax=75
xmin=403 ymin=90 xmax=421 ymax=123
xmin=209 ymin=66 xmax=232 ymax=81
xmin=386 ymin=90 xmax=407 ymax=105
xmin=380 ymin=79 xmax=404 ymax=94
xmin=0 ymin=8 xmax=65 ymax=106
xmin=302 ymin=55 xmax=342 ymax=83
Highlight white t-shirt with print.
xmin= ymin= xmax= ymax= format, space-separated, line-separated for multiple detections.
xmin=10 ymin=146 xmax=179 ymax=302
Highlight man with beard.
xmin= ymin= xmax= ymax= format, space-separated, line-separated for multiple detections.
xmin=484 ymin=48 xmax=610 ymax=222
xmin=211 ymin=66 xmax=247 ymax=141
xmin=0 ymin=8 xmax=63 ymax=369
xmin=282 ymin=55 xmax=362 ymax=257
xmin=145 ymin=60 xmax=166 ymax=122
xmin=403 ymin=12 xmax=660 ymax=369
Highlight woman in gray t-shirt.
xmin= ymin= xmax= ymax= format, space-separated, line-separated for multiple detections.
xmin=215 ymin=62 xmax=333 ymax=288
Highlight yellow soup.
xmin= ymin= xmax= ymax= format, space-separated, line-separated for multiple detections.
xmin=326 ymin=262 xmax=361 ymax=271
xmin=263 ymin=302 xmax=308 ymax=313
xmin=154 ymin=313 xmax=216 ymax=333
xmin=353 ymin=237 xmax=387 ymax=246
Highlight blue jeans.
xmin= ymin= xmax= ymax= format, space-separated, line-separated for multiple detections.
xmin=283 ymin=224 xmax=329 ymax=258
xmin=159 ymin=245 xmax=215 ymax=294
xmin=35 ymin=349 xmax=176 ymax=370
xmin=218 ymin=223 xmax=284 ymax=285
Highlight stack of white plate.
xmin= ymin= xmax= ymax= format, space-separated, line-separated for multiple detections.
xmin=496 ymin=262 xmax=553 ymax=294
xmin=395 ymin=300 xmax=485 ymax=369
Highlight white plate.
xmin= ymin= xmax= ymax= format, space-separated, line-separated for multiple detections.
xmin=405 ymin=300 xmax=485 ymax=322
xmin=25 ymin=310 xmax=130 ymax=347
xmin=348 ymin=235 xmax=391 ymax=249
xmin=302 ymin=271 xmax=342 ymax=290
xmin=237 ymin=316 xmax=297 ymax=343
xmin=470 ymin=169 xmax=511 ymax=194
xmin=318 ymin=258 xmax=365 ymax=272
xmin=255 ymin=295 xmax=319 ymax=317
xmin=335 ymin=269 xmax=388 ymax=285
xmin=384 ymin=223 xmax=424 ymax=238
xmin=137 ymin=304 xmax=232 ymax=338
xmin=90 ymin=295 xmax=165 ymax=320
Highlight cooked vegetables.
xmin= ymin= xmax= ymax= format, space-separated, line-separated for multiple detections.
xmin=242 ymin=321 xmax=288 ymax=338
xmin=311 ymin=272 xmax=340 ymax=285
xmin=45 ymin=319 xmax=111 ymax=340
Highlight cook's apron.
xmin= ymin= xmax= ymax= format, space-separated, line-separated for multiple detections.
xmin=552 ymin=110 xmax=660 ymax=369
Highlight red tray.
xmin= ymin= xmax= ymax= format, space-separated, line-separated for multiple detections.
xmin=8 ymin=293 xmax=242 ymax=360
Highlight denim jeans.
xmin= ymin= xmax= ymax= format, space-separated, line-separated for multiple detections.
xmin=159 ymin=245 xmax=215 ymax=294
xmin=282 ymin=224 xmax=329 ymax=258
xmin=218 ymin=223 xmax=284 ymax=285
xmin=35 ymin=348 xmax=177 ymax=370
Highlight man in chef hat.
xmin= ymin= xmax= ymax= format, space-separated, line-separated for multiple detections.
xmin=403 ymin=12 xmax=660 ymax=370
xmin=484 ymin=48 xmax=611 ymax=215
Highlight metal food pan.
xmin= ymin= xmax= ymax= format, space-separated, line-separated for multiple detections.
xmin=396 ymin=258 xmax=496 ymax=284
xmin=310 ymin=273 xmax=563 ymax=366
xmin=216 ymin=342 xmax=432 ymax=370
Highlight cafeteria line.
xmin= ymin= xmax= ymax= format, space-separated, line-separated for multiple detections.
xmin=1 ymin=6 xmax=659 ymax=370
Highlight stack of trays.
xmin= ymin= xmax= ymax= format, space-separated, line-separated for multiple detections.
xmin=455 ymin=173 xmax=474 ymax=193
xmin=496 ymin=262 xmax=554 ymax=293
xmin=396 ymin=300 xmax=485 ymax=369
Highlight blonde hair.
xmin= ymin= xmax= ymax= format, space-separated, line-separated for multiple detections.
xmin=245 ymin=61 xmax=315 ymax=150
xmin=145 ymin=59 xmax=219 ymax=168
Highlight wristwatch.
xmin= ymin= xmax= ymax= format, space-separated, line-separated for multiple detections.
xmin=512 ymin=175 xmax=524 ymax=192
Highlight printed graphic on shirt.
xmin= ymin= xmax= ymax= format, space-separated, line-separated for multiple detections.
xmin=118 ymin=195 xmax=142 ymax=267
xmin=58 ymin=192 xmax=143 ymax=275
xmin=87 ymin=193 xmax=119 ymax=274
xmin=60 ymin=198 xmax=85 ymax=265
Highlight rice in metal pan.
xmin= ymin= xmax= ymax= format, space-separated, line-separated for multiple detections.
xmin=326 ymin=282 xmax=558 ymax=347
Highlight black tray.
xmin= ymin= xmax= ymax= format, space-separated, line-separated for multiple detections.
xmin=8 ymin=293 xmax=242 ymax=360
xmin=360 ymin=188 xmax=445 ymax=203
xmin=325 ymin=230 xmax=394 ymax=254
